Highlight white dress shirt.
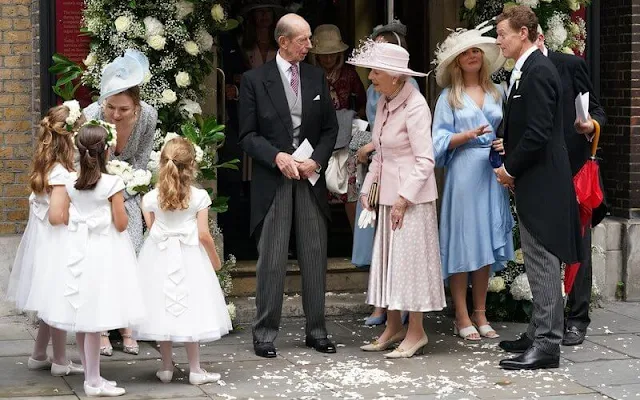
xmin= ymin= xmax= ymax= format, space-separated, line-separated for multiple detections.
xmin=275 ymin=51 xmax=299 ymax=85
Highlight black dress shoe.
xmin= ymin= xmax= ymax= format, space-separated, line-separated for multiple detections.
xmin=562 ymin=326 xmax=586 ymax=346
xmin=305 ymin=336 xmax=337 ymax=353
xmin=499 ymin=346 xmax=560 ymax=370
xmin=253 ymin=342 xmax=277 ymax=358
xmin=499 ymin=334 xmax=533 ymax=353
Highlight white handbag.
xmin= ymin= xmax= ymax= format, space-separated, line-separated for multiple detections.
xmin=325 ymin=147 xmax=349 ymax=194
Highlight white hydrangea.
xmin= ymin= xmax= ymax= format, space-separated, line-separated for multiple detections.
xmin=147 ymin=34 xmax=167 ymax=50
xmin=176 ymin=0 xmax=194 ymax=20
xmin=510 ymin=273 xmax=533 ymax=301
xmin=126 ymin=169 xmax=152 ymax=195
xmin=143 ymin=16 xmax=165 ymax=37
xmin=545 ymin=13 xmax=569 ymax=51
xmin=175 ymin=71 xmax=191 ymax=87
xmin=114 ymin=15 xmax=131 ymax=33
xmin=226 ymin=302 xmax=236 ymax=321
xmin=107 ymin=160 xmax=134 ymax=182
xmin=488 ymin=276 xmax=506 ymax=293
xmin=184 ymin=41 xmax=200 ymax=56
xmin=180 ymin=99 xmax=202 ymax=119
xmin=516 ymin=0 xmax=539 ymax=7
xmin=211 ymin=4 xmax=225 ymax=23
xmin=161 ymin=90 xmax=178 ymax=105
xmin=196 ymin=29 xmax=214 ymax=52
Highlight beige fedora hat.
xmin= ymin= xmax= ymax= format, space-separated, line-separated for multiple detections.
xmin=309 ymin=24 xmax=349 ymax=55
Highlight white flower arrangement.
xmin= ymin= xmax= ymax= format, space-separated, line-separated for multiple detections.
xmin=179 ymin=99 xmax=202 ymax=119
xmin=211 ymin=4 xmax=225 ymax=23
xmin=63 ymin=100 xmax=82 ymax=132
xmin=175 ymin=71 xmax=191 ymax=88
xmin=516 ymin=0 xmax=539 ymax=8
xmin=183 ymin=41 xmax=200 ymax=56
xmin=83 ymin=52 xmax=97 ymax=67
xmin=488 ymin=276 xmax=507 ymax=293
xmin=176 ymin=1 xmax=195 ymax=20
xmin=147 ymin=34 xmax=167 ymax=50
xmin=161 ymin=89 xmax=178 ymax=104
xmin=114 ymin=15 xmax=131 ymax=33
xmin=82 ymin=119 xmax=117 ymax=149
xmin=107 ymin=159 xmax=152 ymax=195
xmin=147 ymin=150 xmax=160 ymax=172
xmin=226 ymin=302 xmax=236 ymax=321
xmin=143 ymin=16 xmax=164 ymax=37
xmin=510 ymin=273 xmax=533 ymax=301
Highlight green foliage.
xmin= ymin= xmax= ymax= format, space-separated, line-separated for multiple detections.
xmin=49 ymin=53 xmax=84 ymax=101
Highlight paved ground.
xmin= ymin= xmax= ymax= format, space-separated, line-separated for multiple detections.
xmin=1 ymin=302 xmax=640 ymax=399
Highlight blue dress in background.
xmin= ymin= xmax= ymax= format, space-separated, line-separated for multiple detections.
xmin=432 ymin=85 xmax=515 ymax=279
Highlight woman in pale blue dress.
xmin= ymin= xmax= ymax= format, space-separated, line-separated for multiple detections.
xmin=432 ymin=27 xmax=514 ymax=340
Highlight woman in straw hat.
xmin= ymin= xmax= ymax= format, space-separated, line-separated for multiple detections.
xmin=309 ymin=24 xmax=366 ymax=229
xmin=348 ymin=41 xmax=445 ymax=358
xmin=431 ymin=25 xmax=514 ymax=340
xmin=83 ymin=49 xmax=158 ymax=357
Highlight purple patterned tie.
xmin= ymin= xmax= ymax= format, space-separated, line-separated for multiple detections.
xmin=290 ymin=63 xmax=299 ymax=97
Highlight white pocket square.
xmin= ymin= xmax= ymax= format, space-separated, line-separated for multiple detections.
xmin=313 ymin=95 xmax=320 ymax=101
xmin=513 ymin=95 xmax=522 ymax=99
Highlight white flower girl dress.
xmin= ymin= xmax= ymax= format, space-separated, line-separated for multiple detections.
xmin=39 ymin=173 xmax=145 ymax=332
xmin=6 ymin=163 xmax=70 ymax=312
xmin=133 ymin=187 xmax=232 ymax=342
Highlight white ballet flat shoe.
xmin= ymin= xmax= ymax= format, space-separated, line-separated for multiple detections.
xmin=189 ymin=369 xmax=220 ymax=385
xmin=27 ymin=356 xmax=52 ymax=370
xmin=156 ymin=370 xmax=173 ymax=383
xmin=83 ymin=381 xmax=125 ymax=397
xmin=51 ymin=361 xmax=84 ymax=376
xmin=101 ymin=377 xmax=117 ymax=386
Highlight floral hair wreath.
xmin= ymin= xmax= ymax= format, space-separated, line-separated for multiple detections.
xmin=62 ymin=100 xmax=82 ymax=132
xmin=80 ymin=119 xmax=118 ymax=150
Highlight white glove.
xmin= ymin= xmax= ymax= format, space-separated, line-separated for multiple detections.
xmin=357 ymin=208 xmax=376 ymax=229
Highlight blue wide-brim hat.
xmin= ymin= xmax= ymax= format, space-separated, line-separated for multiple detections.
xmin=98 ymin=49 xmax=150 ymax=104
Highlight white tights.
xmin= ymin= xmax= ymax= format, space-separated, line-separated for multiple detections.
xmin=76 ymin=332 xmax=101 ymax=387
xmin=31 ymin=320 xmax=68 ymax=365
xmin=158 ymin=341 xmax=203 ymax=374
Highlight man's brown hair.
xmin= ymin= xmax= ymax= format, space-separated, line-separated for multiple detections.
xmin=497 ymin=5 xmax=539 ymax=43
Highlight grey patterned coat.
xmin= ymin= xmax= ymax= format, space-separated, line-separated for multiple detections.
xmin=83 ymin=101 xmax=158 ymax=253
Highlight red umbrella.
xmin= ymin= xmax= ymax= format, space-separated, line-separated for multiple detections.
xmin=564 ymin=120 xmax=603 ymax=295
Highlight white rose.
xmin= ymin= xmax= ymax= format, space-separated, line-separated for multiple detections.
xmin=161 ymin=89 xmax=177 ymax=104
xmin=163 ymin=131 xmax=181 ymax=145
xmin=514 ymin=248 xmax=524 ymax=265
xmin=184 ymin=41 xmax=200 ymax=56
xmin=147 ymin=35 xmax=166 ymax=51
xmin=464 ymin=0 xmax=476 ymax=9
xmin=503 ymin=58 xmax=516 ymax=72
xmin=180 ymin=99 xmax=202 ymax=119
xmin=488 ymin=276 xmax=506 ymax=293
xmin=143 ymin=16 xmax=165 ymax=37
xmin=196 ymin=29 xmax=214 ymax=52
xmin=83 ymin=52 xmax=97 ymax=67
xmin=176 ymin=0 xmax=195 ymax=20
xmin=121 ymin=169 xmax=134 ymax=183
xmin=194 ymin=144 xmax=204 ymax=164
xmin=211 ymin=4 xmax=225 ymax=23
xmin=147 ymin=150 xmax=160 ymax=171
xmin=143 ymin=72 xmax=152 ymax=84
xmin=175 ymin=71 xmax=191 ymax=88
xmin=562 ymin=46 xmax=575 ymax=54
xmin=567 ymin=0 xmax=580 ymax=11
xmin=114 ymin=16 xmax=131 ymax=33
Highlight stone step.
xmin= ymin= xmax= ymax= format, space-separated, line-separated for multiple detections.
xmin=229 ymin=257 xmax=369 ymax=297
xmin=229 ymin=292 xmax=372 ymax=324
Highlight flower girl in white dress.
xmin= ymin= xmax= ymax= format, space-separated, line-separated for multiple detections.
xmin=133 ymin=137 xmax=232 ymax=385
xmin=5 ymin=102 xmax=84 ymax=376
xmin=41 ymin=120 xmax=145 ymax=397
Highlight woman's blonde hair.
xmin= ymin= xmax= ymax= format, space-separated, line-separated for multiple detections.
xmin=447 ymin=50 xmax=501 ymax=109
xmin=158 ymin=137 xmax=196 ymax=211
xmin=29 ymin=105 xmax=85 ymax=195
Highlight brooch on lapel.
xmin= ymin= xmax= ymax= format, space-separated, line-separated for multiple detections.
xmin=513 ymin=70 xmax=522 ymax=91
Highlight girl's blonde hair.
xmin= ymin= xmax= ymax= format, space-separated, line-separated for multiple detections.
xmin=447 ymin=50 xmax=501 ymax=109
xmin=158 ymin=137 xmax=196 ymax=211
xmin=29 ymin=105 xmax=85 ymax=195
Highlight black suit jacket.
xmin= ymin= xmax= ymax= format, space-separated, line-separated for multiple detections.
xmin=238 ymin=60 xmax=338 ymax=235
xmin=548 ymin=50 xmax=606 ymax=175
xmin=503 ymin=49 xmax=582 ymax=263
xmin=548 ymin=50 xmax=608 ymax=226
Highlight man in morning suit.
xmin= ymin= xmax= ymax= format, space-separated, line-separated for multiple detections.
xmin=537 ymin=28 xmax=607 ymax=346
xmin=494 ymin=5 xmax=583 ymax=370
xmin=238 ymin=13 xmax=338 ymax=358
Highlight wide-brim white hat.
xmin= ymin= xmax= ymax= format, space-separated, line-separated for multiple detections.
xmin=346 ymin=40 xmax=427 ymax=77
xmin=98 ymin=49 xmax=150 ymax=104
xmin=433 ymin=25 xmax=505 ymax=88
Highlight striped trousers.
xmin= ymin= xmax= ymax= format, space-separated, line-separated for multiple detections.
xmin=252 ymin=178 xmax=328 ymax=344
xmin=521 ymin=220 xmax=564 ymax=356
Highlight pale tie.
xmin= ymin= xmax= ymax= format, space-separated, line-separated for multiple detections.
xmin=290 ymin=63 xmax=299 ymax=97
xmin=507 ymin=68 xmax=519 ymax=97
